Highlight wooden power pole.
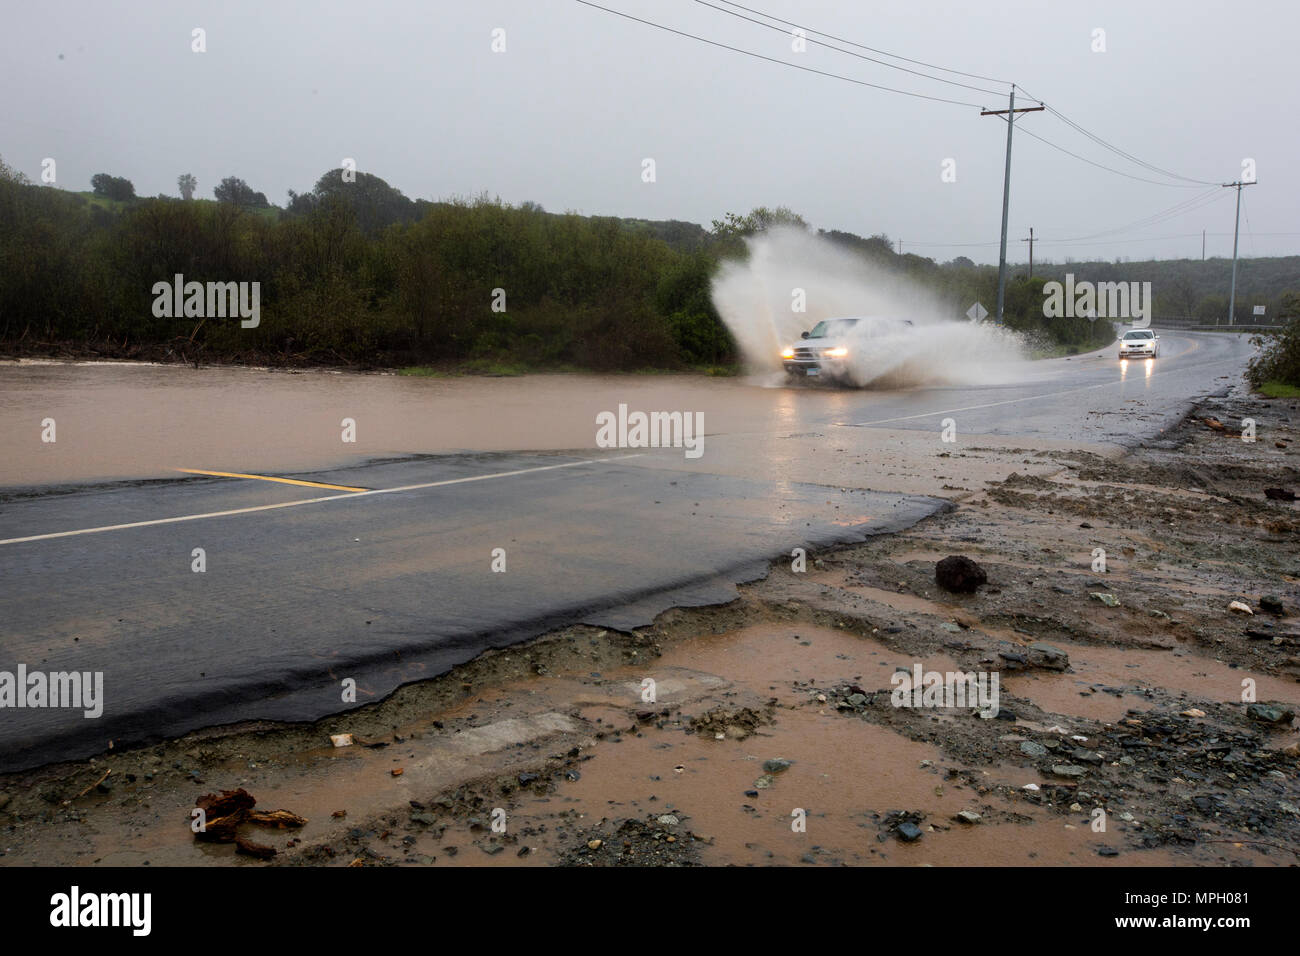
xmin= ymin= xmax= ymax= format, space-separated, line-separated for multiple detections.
xmin=982 ymin=86 xmax=1044 ymax=323
xmin=1021 ymin=227 xmax=1035 ymax=278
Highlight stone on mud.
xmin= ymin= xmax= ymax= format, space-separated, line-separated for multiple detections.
xmin=935 ymin=555 xmax=987 ymax=594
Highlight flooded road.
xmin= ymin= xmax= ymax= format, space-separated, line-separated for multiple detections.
xmin=0 ymin=331 xmax=1264 ymax=770
xmin=0 ymin=329 xmax=1255 ymax=488
xmin=0 ymin=361 xmax=795 ymax=487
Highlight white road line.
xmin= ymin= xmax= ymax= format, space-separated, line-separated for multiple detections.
xmin=842 ymin=357 xmax=1243 ymax=428
xmin=0 ymin=454 xmax=643 ymax=547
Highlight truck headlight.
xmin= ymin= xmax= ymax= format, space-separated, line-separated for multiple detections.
xmin=825 ymin=347 xmax=848 ymax=358
xmin=780 ymin=347 xmax=795 ymax=359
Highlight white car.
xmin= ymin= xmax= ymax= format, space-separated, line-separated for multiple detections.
xmin=781 ymin=316 xmax=913 ymax=383
xmin=1118 ymin=328 xmax=1159 ymax=359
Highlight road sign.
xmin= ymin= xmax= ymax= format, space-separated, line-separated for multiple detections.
xmin=1253 ymin=305 xmax=1266 ymax=315
xmin=966 ymin=302 xmax=988 ymax=323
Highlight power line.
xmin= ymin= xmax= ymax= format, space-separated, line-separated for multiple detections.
xmin=1037 ymin=233 xmax=1212 ymax=247
xmin=710 ymin=0 xmax=1013 ymax=85
xmin=1017 ymin=126 xmax=1207 ymax=188
xmin=1017 ymin=86 xmax=1219 ymax=186
xmin=578 ymin=1 xmax=1226 ymax=194
xmin=699 ymin=3 xmax=1221 ymax=191
xmin=904 ymin=231 xmax=1300 ymax=248
xmin=1045 ymin=187 xmax=1226 ymax=243
xmin=691 ymin=0 xmax=1007 ymax=96
xmin=570 ymin=0 xmax=986 ymax=107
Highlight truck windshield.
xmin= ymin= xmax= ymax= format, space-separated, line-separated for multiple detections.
xmin=808 ymin=319 xmax=860 ymax=339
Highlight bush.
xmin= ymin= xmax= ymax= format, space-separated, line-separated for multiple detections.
xmin=1248 ymin=322 xmax=1300 ymax=389
xmin=1247 ymin=291 xmax=1300 ymax=389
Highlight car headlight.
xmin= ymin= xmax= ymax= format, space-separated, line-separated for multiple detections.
xmin=825 ymin=347 xmax=848 ymax=358
xmin=780 ymin=347 xmax=795 ymax=359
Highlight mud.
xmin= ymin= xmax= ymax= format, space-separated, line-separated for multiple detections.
xmin=1 ymin=385 xmax=1297 ymax=866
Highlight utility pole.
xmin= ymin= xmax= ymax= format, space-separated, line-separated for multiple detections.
xmin=1201 ymin=229 xmax=1205 ymax=261
xmin=1020 ymin=227 xmax=1035 ymax=278
xmin=1222 ymin=179 xmax=1256 ymax=325
xmin=982 ymin=85 xmax=1044 ymax=324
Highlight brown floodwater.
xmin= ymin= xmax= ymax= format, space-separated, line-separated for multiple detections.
xmin=0 ymin=360 xmax=833 ymax=487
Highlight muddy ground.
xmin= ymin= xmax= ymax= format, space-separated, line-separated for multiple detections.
xmin=1 ymin=385 xmax=1297 ymax=867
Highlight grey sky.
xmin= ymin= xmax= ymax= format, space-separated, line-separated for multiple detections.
xmin=3 ymin=0 xmax=1293 ymax=264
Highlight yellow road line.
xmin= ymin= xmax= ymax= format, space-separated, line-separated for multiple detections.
xmin=175 ymin=468 xmax=367 ymax=492
xmin=0 ymin=455 xmax=643 ymax=546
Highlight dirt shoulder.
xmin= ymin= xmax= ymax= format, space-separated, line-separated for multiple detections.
xmin=2 ymin=386 xmax=1297 ymax=867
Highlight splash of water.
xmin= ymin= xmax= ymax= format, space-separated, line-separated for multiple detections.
xmin=711 ymin=227 xmax=1026 ymax=388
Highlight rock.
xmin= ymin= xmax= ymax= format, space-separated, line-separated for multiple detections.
xmin=1264 ymin=487 xmax=1297 ymax=501
xmin=846 ymin=693 xmax=867 ymax=707
xmin=410 ymin=813 xmax=439 ymax=826
xmin=517 ymin=772 xmax=539 ymax=786
xmin=1091 ymin=592 xmax=1120 ymax=608
xmin=1051 ymin=764 xmax=1087 ymax=778
xmin=954 ymin=810 xmax=982 ymax=824
xmin=762 ymin=758 xmax=793 ymax=774
xmin=896 ymin=822 xmax=923 ymax=842
xmin=1028 ymin=643 xmax=1070 ymax=671
xmin=587 ymin=839 xmax=603 ymax=850
xmin=754 ymin=774 xmax=774 ymax=790
xmin=1181 ymin=708 xmax=1206 ymax=718
xmin=998 ymin=651 xmax=1028 ymax=669
xmin=1097 ymin=846 xmax=1120 ymax=857
xmin=0 ymin=793 xmax=9 ymax=811
xmin=1228 ymin=601 xmax=1254 ymax=615
xmin=1246 ymin=703 xmax=1296 ymax=724
xmin=329 ymin=733 xmax=353 ymax=748
xmin=1260 ymin=595 xmax=1285 ymax=615
xmin=935 ymin=555 xmax=987 ymax=594
xmin=657 ymin=814 xmax=679 ymax=826
xmin=1020 ymin=741 xmax=1048 ymax=758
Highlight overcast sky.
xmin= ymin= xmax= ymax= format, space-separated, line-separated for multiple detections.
xmin=2 ymin=0 xmax=1293 ymax=264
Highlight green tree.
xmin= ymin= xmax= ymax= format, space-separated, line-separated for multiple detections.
xmin=213 ymin=176 xmax=268 ymax=207
xmin=90 ymin=173 xmax=135 ymax=201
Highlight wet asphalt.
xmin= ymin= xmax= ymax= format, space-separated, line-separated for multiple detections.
xmin=0 ymin=330 xmax=1257 ymax=769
